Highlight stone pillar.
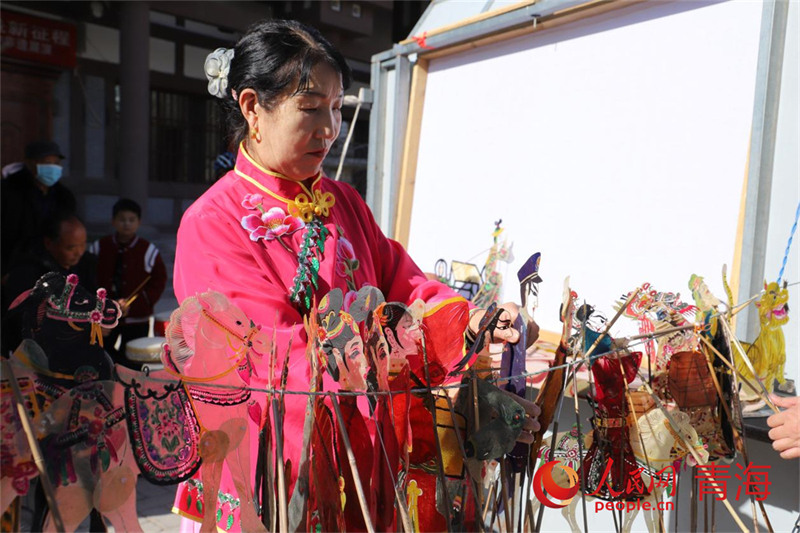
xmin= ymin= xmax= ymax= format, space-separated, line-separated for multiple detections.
xmin=119 ymin=1 xmax=149 ymax=210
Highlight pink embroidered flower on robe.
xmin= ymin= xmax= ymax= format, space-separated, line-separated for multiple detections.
xmin=241 ymin=206 xmax=304 ymax=242
xmin=336 ymin=235 xmax=359 ymax=277
xmin=241 ymin=193 xmax=263 ymax=210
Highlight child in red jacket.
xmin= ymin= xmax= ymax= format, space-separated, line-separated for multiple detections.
xmin=89 ymin=198 xmax=167 ymax=365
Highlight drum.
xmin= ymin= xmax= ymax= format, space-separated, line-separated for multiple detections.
xmin=126 ymin=336 xmax=166 ymax=365
xmin=154 ymin=311 xmax=173 ymax=337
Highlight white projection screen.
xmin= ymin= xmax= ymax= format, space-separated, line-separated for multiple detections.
xmin=406 ymin=1 xmax=764 ymax=337
xmin=399 ymin=3 xmax=799 ymax=526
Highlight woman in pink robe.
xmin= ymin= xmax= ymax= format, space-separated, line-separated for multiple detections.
xmin=172 ymin=19 xmax=538 ymax=532
xmin=171 ymin=19 xmax=474 ymax=532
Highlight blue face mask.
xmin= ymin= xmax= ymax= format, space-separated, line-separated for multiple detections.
xmin=35 ymin=164 xmax=63 ymax=186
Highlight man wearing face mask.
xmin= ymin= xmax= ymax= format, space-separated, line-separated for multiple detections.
xmin=1 ymin=140 xmax=77 ymax=280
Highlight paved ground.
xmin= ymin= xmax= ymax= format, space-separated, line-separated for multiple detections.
xmin=19 ymin=478 xmax=182 ymax=532
xmin=131 ymin=479 xmax=182 ymax=532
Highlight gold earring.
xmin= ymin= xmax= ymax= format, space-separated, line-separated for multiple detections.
xmin=250 ymin=125 xmax=261 ymax=143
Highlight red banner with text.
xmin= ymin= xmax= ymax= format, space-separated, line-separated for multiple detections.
xmin=1 ymin=10 xmax=76 ymax=69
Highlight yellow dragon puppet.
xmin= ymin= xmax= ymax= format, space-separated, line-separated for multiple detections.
xmin=724 ymin=275 xmax=791 ymax=409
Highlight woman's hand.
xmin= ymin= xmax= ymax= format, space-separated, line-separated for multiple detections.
xmin=767 ymin=394 xmax=800 ymax=459
xmin=469 ymin=302 xmax=540 ymax=348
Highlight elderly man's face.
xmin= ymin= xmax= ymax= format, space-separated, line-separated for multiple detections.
xmin=45 ymin=219 xmax=87 ymax=269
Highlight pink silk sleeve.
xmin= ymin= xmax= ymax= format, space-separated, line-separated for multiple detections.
xmin=338 ymin=184 xmax=468 ymax=311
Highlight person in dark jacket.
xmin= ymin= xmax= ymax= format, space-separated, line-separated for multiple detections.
xmin=1 ymin=140 xmax=77 ymax=278
xmin=2 ymin=213 xmax=96 ymax=355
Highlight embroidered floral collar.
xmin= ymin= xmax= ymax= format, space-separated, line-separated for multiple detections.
xmin=234 ymin=144 xmax=336 ymax=313
xmin=233 ymin=143 xmax=335 ymax=222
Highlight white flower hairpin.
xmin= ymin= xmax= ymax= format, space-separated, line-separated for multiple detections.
xmin=205 ymin=47 xmax=235 ymax=99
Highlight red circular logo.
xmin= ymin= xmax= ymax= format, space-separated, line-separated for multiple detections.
xmin=533 ymin=460 xmax=580 ymax=508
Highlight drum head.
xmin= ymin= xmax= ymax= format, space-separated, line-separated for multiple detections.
xmin=126 ymin=336 xmax=166 ymax=363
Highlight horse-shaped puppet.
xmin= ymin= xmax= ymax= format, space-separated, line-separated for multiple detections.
xmin=2 ymin=277 xmax=272 ymax=532
xmin=155 ymin=290 xmax=271 ymax=532
xmin=531 ymin=408 xmax=707 ymax=533
xmin=0 ymin=272 xmax=139 ymax=531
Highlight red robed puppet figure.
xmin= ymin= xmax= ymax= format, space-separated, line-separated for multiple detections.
xmin=580 ymin=329 xmax=648 ymax=501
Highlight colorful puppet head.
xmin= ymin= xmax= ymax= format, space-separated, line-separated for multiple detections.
xmin=378 ymin=302 xmax=423 ymax=362
xmin=165 ymin=291 xmax=267 ymax=380
xmin=619 ymin=282 xmax=697 ymax=323
xmin=43 ymin=273 xmax=120 ymax=329
xmin=757 ymin=280 xmax=789 ymax=328
xmin=318 ymin=288 xmax=372 ymax=390
xmin=689 ymin=274 xmax=721 ymax=312
xmin=517 ymin=252 xmax=543 ymax=314
xmin=348 ymin=285 xmax=385 ymax=324
xmin=618 ymin=282 xmax=699 ymax=373
xmin=6 ymin=273 xmax=120 ymax=379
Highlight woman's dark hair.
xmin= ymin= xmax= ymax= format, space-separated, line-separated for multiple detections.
xmin=380 ymin=303 xmax=409 ymax=332
xmin=223 ymin=19 xmax=352 ymax=146
xmin=379 ymin=303 xmax=413 ymax=352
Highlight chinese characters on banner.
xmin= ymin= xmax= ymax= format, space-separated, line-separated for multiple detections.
xmin=1 ymin=9 xmax=76 ymax=68
xmin=588 ymin=459 xmax=771 ymax=502
xmin=588 ymin=459 xmax=678 ymax=499
xmin=696 ymin=463 xmax=771 ymax=501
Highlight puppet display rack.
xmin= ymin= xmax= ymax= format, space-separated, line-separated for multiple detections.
xmin=0 ymin=241 xmax=796 ymax=532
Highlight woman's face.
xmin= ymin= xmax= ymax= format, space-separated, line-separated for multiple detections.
xmin=250 ymin=64 xmax=343 ymax=181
